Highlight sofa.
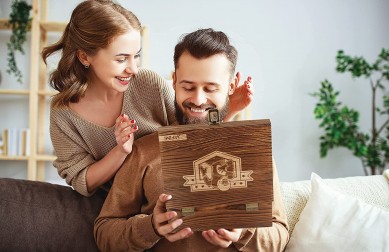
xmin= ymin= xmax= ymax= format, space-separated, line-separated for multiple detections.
xmin=280 ymin=171 xmax=389 ymax=251
xmin=1 ymin=171 xmax=388 ymax=252
xmin=0 ymin=178 xmax=106 ymax=252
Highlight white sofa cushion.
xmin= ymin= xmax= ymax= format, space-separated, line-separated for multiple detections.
xmin=285 ymin=173 xmax=389 ymax=252
xmin=280 ymin=173 xmax=389 ymax=234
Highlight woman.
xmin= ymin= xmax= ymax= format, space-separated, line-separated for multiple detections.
xmin=42 ymin=0 xmax=252 ymax=196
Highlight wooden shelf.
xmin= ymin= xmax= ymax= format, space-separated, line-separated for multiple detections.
xmin=0 ymin=18 xmax=66 ymax=32
xmin=0 ymin=18 xmax=9 ymax=30
xmin=0 ymin=89 xmax=58 ymax=96
xmin=0 ymin=155 xmax=56 ymax=161
xmin=0 ymin=89 xmax=30 ymax=95
xmin=36 ymin=154 xmax=56 ymax=161
xmin=0 ymin=155 xmax=29 ymax=161
xmin=38 ymin=90 xmax=57 ymax=96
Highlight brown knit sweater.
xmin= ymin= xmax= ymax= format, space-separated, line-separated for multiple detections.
xmin=50 ymin=69 xmax=176 ymax=196
xmin=94 ymin=133 xmax=289 ymax=252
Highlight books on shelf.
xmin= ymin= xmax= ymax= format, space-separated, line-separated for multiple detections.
xmin=0 ymin=128 xmax=30 ymax=157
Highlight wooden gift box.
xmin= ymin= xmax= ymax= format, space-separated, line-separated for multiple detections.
xmin=157 ymin=119 xmax=273 ymax=231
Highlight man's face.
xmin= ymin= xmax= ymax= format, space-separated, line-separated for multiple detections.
xmin=173 ymin=52 xmax=235 ymax=125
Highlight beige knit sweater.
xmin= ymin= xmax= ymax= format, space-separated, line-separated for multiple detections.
xmin=50 ymin=69 xmax=176 ymax=196
xmin=94 ymin=133 xmax=290 ymax=251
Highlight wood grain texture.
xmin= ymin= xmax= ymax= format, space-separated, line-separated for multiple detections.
xmin=158 ymin=119 xmax=273 ymax=231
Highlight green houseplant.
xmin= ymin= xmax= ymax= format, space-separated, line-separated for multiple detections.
xmin=6 ymin=0 xmax=32 ymax=84
xmin=312 ymin=48 xmax=389 ymax=175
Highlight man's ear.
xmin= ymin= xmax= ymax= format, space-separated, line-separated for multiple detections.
xmin=172 ymin=71 xmax=177 ymax=91
xmin=76 ymin=49 xmax=90 ymax=66
xmin=228 ymin=77 xmax=237 ymax=95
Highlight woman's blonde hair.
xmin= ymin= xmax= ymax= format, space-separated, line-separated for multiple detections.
xmin=42 ymin=0 xmax=141 ymax=107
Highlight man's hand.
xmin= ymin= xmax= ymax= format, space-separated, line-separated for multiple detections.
xmin=202 ymin=228 xmax=242 ymax=248
xmin=152 ymin=194 xmax=193 ymax=242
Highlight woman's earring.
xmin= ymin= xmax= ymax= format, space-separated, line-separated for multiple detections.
xmin=84 ymin=64 xmax=89 ymax=69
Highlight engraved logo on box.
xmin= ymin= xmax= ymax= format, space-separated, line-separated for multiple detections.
xmin=183 ymin=151 xmax=253 ymax=192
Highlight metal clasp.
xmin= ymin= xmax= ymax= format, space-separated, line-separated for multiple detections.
xmin=208 ymin=108 xmax=221 ymax=125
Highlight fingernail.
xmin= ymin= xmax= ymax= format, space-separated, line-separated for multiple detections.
xmin=185 ymin=230 xmax=193 ymax=238
xmin=130 ymin=119 xmax=135 ymax=123
xmin=133 ymin=125 xmax=138 ymax=130
xmin=169 ymin=211 xmax=177 ymax=218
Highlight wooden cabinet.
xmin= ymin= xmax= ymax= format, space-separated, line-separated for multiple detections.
xmin=0 ymin=0 xmax=148 ymax=181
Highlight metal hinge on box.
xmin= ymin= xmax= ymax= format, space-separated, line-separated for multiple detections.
xmin=182 ymin=207 xmax=195 ymax=216
xmin=245 ymin=202 xmax=259 ymax=211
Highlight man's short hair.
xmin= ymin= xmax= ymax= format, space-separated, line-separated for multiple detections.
xmin=173 ymin=28 xmax=238 ymax=80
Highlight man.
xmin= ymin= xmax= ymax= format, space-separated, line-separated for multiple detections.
xmin=94 ymin=28 xmax=289 ymax=251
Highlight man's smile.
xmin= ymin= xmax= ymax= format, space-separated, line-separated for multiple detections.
xmin=185 ymin=105 xmax=215 ymax=117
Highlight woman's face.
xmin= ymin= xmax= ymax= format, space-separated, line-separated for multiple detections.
xmin=87 ymin=29 xmax=141 ymax=92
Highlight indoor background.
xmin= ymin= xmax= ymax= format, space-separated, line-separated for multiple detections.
xmin=0 ymin=0 xmax=388 ymax=184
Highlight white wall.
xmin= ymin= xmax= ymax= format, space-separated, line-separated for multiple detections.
xmin=0 ymin=0 xmax=388 ymax=183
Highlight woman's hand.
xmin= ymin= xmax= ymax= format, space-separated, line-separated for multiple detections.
xmin=152 ymin=194 xmax=193 ymax=242
xmin=114 ymin=113 xmax=138 ymax=154
xmin=202 ymin=228 xmax=242 ymax=248
xmin=229 ymin=72 xmax=254 ymax=114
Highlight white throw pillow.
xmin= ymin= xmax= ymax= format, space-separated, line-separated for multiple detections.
xmin=286 ymin=173 xmax=389 ymax=252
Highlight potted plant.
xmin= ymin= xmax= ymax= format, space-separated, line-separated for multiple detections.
xmin=312 ymin=48 xmax=389 ymax=175
xmin=6 ymin=0 xmax=32 ymax=84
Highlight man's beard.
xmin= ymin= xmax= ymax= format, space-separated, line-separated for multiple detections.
xmin=175 ymin=97 xmax=230 ymax=125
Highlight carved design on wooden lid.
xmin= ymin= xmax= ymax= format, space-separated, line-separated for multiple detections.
xmin=183 ymin=151 xmax=253 ymax=192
